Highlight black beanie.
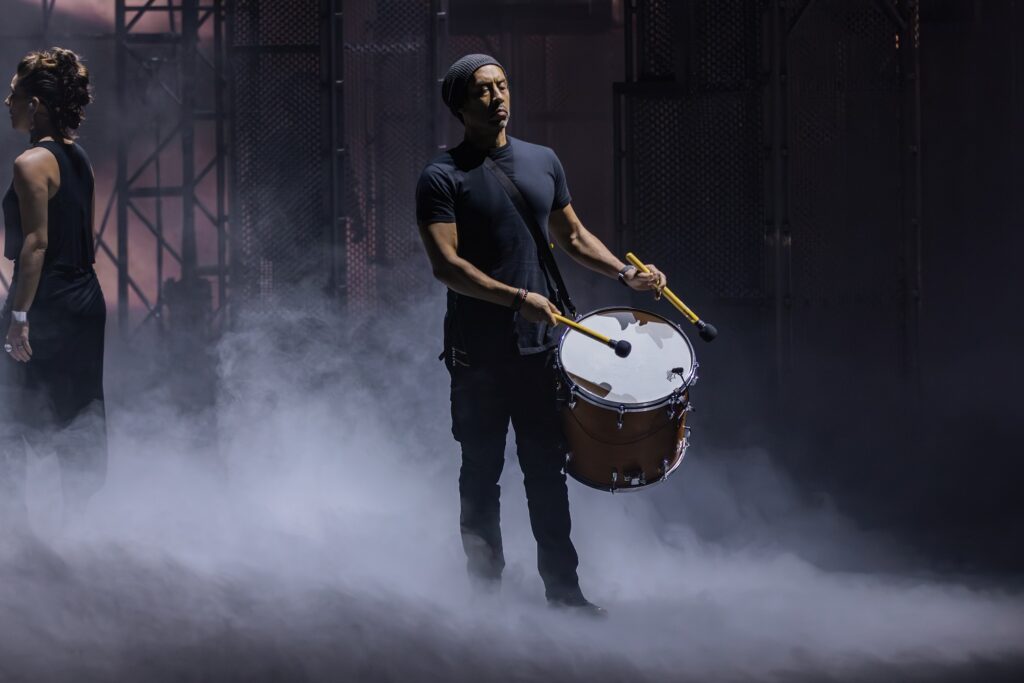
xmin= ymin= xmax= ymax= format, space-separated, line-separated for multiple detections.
xmin=441 ymin=54 xmax=506 ymax=119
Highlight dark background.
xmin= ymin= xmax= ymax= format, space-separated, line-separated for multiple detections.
xmin=1 ymin=0 xmax=1021 ymax=576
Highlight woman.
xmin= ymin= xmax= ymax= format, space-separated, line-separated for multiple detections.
xmin=0 ymin=47 xmax=106 ymax=531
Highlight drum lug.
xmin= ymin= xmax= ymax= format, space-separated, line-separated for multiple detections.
xmin=661 ymin=458 xmax=670 ymax=481
xmin=568 ymin=386 xmax=577 ymax=411
xmin=616 ymin=405 xmax=625 ymax=430
xmin=667 ymin=394 xmax=692 ymax=420
xmin=629 ymin=471 xmax=645 ymax=487
xmin=610 ymin=469 xmax=618 ymax=493
xmin=688 ymin=361 xmax=700 ymax=387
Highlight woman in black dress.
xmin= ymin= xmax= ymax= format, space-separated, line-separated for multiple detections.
xmin=1 ymin=48 xmax=106 ymax=530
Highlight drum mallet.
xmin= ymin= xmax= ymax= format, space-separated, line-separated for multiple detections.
xmin=625 ymin=252 xmax=718 ymax=342
xmin=553 ymin=314 xmax=632 ymax=358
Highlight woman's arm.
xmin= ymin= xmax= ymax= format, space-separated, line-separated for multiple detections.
xmin=6 ymin=149 xmax=55 ymax=362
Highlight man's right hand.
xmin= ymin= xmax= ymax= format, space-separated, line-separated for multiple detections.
xmin=519 ymin=292 xmax=561 ymax=325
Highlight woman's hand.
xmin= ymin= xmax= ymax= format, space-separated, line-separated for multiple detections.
xmin=624 ymin=263 xmax=667 ymax=299
xmin=5 ymin=320 xmax=32 ymax=362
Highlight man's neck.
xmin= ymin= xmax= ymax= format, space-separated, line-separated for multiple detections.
xmin=463 ymin=128 xmax=507 ymax=152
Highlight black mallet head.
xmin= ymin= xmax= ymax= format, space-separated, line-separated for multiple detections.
xmin=612 ymin=339 xmax=632 ymax=358
xmin=696 ymin=320 xmax=718 ymax=342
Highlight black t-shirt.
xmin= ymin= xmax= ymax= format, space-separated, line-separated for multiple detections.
xmin=416 ymin=136 xmax=572 ymax=362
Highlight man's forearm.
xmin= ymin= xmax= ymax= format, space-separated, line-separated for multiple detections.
xmin=561 ymin=225 xmax=626 ymax=279
xmin=433 ymin=256 xmax=520 ymax=308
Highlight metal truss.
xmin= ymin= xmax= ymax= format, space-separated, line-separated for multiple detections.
xmin=111 ymin=0 xmax=231 ymax=336
xmin=0 ymin=1 xmax=232 ymax=337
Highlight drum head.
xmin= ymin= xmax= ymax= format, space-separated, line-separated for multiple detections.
xmin=559 ymin=308 xmax=695 ymax=406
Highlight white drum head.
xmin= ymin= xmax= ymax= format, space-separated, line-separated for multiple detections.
xmin=559 ymin=308 xmax=695 ymax=406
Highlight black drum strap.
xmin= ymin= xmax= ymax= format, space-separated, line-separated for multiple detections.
xmin=482 ymin=156 xmax=578 ymax=319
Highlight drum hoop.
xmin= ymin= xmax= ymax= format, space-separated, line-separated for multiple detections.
xmin=556 ymin=306 xmax=697 ymax=412
xmin=567 ymin=461 xmax=679 ymax=493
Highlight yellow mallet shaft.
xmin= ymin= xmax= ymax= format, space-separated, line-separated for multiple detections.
xmin=553 ymin=314 xmax=631 ymax=358
xmin=554 ymin=314 xmax=611 ymax=344
xmin=625 ymin=252 xmax=699 ymax=324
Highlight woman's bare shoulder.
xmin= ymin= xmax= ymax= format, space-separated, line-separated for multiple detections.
xmin=12 ymin=146 xmax=58 ymax=182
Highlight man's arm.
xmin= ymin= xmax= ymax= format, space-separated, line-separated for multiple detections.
xmin=418 ymin=220 xmax=560 ymax=324
xmin=548 ymin=203 xmax=665 ymax=292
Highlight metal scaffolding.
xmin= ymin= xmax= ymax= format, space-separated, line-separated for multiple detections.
xmin=111 ymin=0 xmax=231 ymax=336
xmin=0 ymin=0 xmax=232 ymax=336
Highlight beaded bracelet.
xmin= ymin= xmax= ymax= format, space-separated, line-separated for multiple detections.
xmin=510 ymin=287 xmax=528 ymax=311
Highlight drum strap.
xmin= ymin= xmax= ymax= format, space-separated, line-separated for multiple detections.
xmin=482 ymin=156 xmax=578 ymax=319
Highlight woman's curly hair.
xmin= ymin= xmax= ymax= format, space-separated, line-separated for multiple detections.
xmin=16 ymin=47 xmax=92 ymax=138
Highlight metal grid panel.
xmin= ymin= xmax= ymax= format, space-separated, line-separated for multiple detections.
xmin=519 ymin=34 xmax=549 ymax=129
xmin=339 ymin=0 xmax=377 ymax=309
xmin=638 ymin=0 xmax=675 ymax=80
xmin=341 ymin=0 xmax=434 ymax=313
xmin=235 ymin=51 xmax=324 ymax=291
xmin=620 ymin=0 xmax=766 ymax=303
xmin=783 ymin=0 xmax=906 ymax=376
xmin=623 ymin=90 xmax=765 ymax=300
xmin=695 ymin=0 xmax=764 ymax=90
xmin=233 ymin=0 xmax=319 ymax=46
xmin=372 ymin=0 xmax=434 ymax=310
xmin=231 ymin=0 xmax=326 ymax=307
xmin=787 ymin=0 xmax=902 ymax=303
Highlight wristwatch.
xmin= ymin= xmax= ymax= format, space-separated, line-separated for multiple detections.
xmin=617 ymin=265 xmax=637 ymax=287
xmin=12 ymin=311 xmax=27 ymax=323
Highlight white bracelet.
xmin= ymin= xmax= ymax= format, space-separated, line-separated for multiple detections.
xmin=12 ymin=311 xmax=27 ymax=323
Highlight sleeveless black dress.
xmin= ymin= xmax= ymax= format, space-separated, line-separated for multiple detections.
xmin=0 ymin=141 xmax=106 ymax=467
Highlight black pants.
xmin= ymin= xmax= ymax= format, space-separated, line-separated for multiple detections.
xmin=0 ymin=268 xmax=107 ymax=528
xmin=449 ymin=350 xmax=583 ymax=601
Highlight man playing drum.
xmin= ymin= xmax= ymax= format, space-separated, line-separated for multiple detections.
xmin=416 ymin=54 xmax=665 ymax=615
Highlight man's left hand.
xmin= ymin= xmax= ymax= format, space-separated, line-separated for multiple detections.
xmin=5 ymin=320 xmax=32 ymax=362
xmin=624 ymin=263 xmax=666 ymax=299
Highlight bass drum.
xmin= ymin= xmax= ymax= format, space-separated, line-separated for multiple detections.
xmin=556 ymin=307 xmax=697 ymax=492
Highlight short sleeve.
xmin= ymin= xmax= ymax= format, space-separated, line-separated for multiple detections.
xmin=416 ymin=164 xmax=457 ymax=225
xmin=550 ymin=151 xmax=572 ymax=210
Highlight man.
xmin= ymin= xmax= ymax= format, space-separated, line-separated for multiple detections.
xmin=416 ymin=54 xmax=665 ymax=615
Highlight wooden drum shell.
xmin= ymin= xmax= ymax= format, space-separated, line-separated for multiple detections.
xmin=562 ymin=391 xmax=689 ymax=492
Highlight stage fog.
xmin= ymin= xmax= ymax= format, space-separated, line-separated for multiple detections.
xmin=1 ymin=1 xmax=1023 ymax=681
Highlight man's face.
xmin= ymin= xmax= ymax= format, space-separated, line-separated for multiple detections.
xmin=459 ymin=64 xmax=510 ymax=132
